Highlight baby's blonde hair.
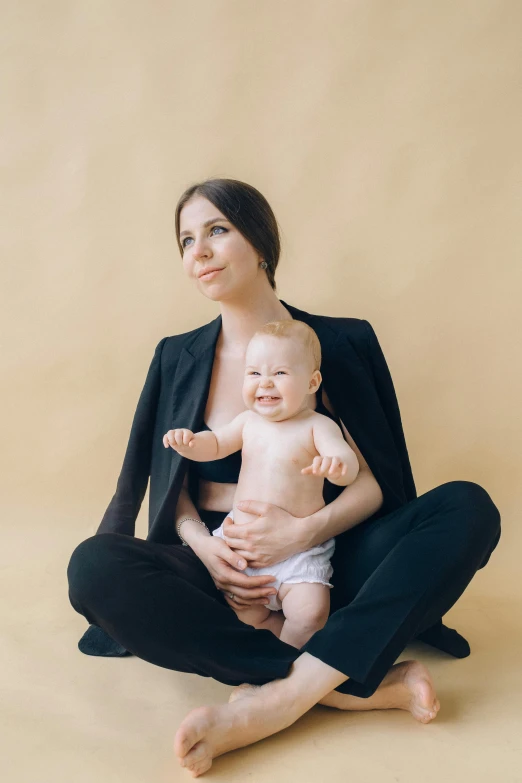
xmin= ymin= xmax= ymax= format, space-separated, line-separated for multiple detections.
xmin=252 ymin=320 xmax=322 ymax=371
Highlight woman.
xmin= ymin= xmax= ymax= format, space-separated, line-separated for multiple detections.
xmin=68 ymin=178 xmax=501 ymax=778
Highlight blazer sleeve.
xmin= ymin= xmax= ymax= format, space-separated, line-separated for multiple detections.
xmin=96 ymin=337 xmax=168 ymax=536
xmin=362 ymin=320 xmax=417 ymax=502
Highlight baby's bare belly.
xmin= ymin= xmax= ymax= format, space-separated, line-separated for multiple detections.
xmin=232 ymin=461 xmax=325 ymax=524
xmin=198 ymin=473 xmax=325 ymax=521
xmin=198 ymin=420 xmax=325 ymax=518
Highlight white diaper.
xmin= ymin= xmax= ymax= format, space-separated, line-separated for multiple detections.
xmin=212 ymin=509 xmax=335 ymax=611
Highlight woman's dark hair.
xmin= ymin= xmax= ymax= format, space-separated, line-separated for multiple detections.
xmin=174 ymin=178 xmax=281 ymax=291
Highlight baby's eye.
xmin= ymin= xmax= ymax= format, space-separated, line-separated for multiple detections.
xmin=276 ymin=371 xmax=287 ymax=375
xmin=248 ymin=371 xmax=260 ymax=376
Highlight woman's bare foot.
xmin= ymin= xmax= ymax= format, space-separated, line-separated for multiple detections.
xmin=228 ymin=682 xmax=260 ymax=702
xmin=230 ymin=660 xmax=440 ymax=724
xmin=173 ymin=657 xmax=438 ymax=777
xmin=174 ymin=678 xmax=302 ymax=778
xmin=319 ymin=660 xmax=440 ymax=723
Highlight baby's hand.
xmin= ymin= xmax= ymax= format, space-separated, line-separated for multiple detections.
xmin=301 ymin=456 xmax=349 ymax=481
xmin=163 ymin=429 xmax=196 ymax=452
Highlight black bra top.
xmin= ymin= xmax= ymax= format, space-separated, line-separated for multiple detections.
xmin=192 ymin=421 xmax=243 ymax=484
xmin=191 ymin=395 xmax=342 ymax=485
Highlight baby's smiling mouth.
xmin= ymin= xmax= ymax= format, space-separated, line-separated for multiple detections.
xmin=256 ymin=395 xmax=280 ymax=401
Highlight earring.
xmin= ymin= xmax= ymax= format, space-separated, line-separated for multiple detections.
xmin=260 ymin=261 xmax=268 ymax=269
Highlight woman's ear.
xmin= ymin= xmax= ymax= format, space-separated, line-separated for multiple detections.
xmin=308 ymin=370 xmax=322 ymax=393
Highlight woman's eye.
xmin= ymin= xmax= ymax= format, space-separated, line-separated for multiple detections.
xmin=181 ymin=225 xmax=226 ymax=248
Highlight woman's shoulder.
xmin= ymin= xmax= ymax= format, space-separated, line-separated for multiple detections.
xmin=284 ymin=301 xmax=375 ymax=351
xmin=313 ymin=314 xmax=380 ymax=366
xmin=312 ymin=312 xmax=372 ymax=338
xmin=150 ymin=317 xmax=221 ymax=365
xmin=156 ymin=315 xmax=220 ymax=358
xmin=160 ymin=325 xmax=203 ymax=351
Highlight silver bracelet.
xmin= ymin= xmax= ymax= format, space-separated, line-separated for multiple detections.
xmin=176 ymin=516 xmax=210 ymax=547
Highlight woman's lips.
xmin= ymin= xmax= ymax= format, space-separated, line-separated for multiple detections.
xmin=199 ymin=268 xmax=223 ymax=282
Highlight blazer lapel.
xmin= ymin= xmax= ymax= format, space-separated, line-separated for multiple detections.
xmin=281 ymin=299 xmax=362 ymax=432
xmin=281 ymin=300 xmax=400 ymax=494
xmin=150 ymin=315 xmax=223 ymax=542
xmin=167 ymin=315 xmax=222 ymax=484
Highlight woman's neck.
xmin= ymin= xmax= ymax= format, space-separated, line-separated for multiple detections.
xmin=218 ymin=290 xmax=291 ymax=357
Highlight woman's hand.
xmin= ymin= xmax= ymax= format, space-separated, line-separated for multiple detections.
xmin=194 ymin=534 xmax=278 ymax=611
xmin=222 ymin=501 xmax=304 ymax=568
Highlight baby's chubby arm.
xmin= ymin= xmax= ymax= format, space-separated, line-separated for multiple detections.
xmin=301 ymin=415 xmax=360 ymax=486
xmin=163 ymin=411 xmax=249 ymax=462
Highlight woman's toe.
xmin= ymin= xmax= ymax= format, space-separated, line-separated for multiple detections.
xmin=183 ymin=741 xmax=210 ymax=768
xmin=174 ymin=728 xmax=193 ymax=759
xmin=174 ymin=708 xmax=208 ymax=760
xmin=189 ymin=757 xmax=212 ymax=778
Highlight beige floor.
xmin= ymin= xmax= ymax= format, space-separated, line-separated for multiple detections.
xmin=3 ymin=0 xmax=521 ymax=779
xmin=3 ymin=504 xmax=521 ymax=783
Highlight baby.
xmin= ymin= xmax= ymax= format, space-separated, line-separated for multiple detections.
xmin=163 ymin=320 xmax=359 ymax=649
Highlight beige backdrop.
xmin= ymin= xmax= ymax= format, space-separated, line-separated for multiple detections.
xmin=2 ymin=2 xmax=521 ymax=782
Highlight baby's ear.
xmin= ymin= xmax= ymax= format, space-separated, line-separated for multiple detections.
xmin=309 ymin=369 xmax=322 ymax=392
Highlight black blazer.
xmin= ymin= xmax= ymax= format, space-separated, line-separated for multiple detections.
xmin=97 ymin=301 xmax=416 ymax=544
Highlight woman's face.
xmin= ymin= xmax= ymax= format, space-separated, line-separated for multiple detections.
xmin=179 ymin=196 xmax=264 ymax=301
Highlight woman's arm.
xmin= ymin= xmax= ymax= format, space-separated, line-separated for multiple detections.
xmin=362 ymin=320 xmax=416 ymax=501
xmin=97 ymin=337 xmax=168 ymax=536
xmin=297 ymin=418 xmax=383 ymax=549
xmin=299 ymin=469 xmax=382 ymax=549
xmin=174 ymin=480 xmax=213 ymax=549
xmin=175 ymin=480 xmax=279 ymax=608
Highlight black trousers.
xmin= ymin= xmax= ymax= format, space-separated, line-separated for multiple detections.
xmin=67 ymin=481 xmax=500 ymax=698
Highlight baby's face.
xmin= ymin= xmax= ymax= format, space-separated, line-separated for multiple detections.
xmin=242 ymin=335 xmax=319 ymax=421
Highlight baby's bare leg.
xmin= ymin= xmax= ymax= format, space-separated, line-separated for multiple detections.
xmin=233 ymin=604 xmax=285 ymax=638
xmin=255 ymin=610 xmax=285 ymax=637
xmin=278 ymin=583 xmax=330 ymax=649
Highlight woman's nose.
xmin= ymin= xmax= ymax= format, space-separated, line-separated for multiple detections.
xmin=191 ymin=239 xmax=211 ymax=259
